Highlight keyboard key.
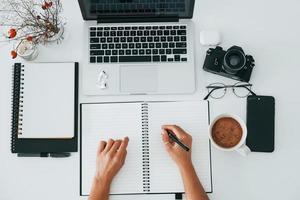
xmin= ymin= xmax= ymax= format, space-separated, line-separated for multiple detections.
xmin=153 ymin=26 xmax=159 ymax=29
xmin=116 ymin=44 xmax=121 ymax=49
xmin=142 ymin=43 xmax=148 ymax=48
xmin=90 ymin=32 xmax=96 ymax=37
xmin=166 ymin=49 xmax=172 ymax=54
xmin=151 ymin=30 xmax=156 ymax=36
xmin=110 ymin=31 xmax=116 ymax=36
xmin=167 ymin=36 xmax=173 ymax=42
xmin=127 ymin=37 xmax=133 ymax=42
xmin=174 ymin=36 xmax=180 ymax=41
xmin=171 ymin=30 xmax=176 ymax=35
xmin=169 ymin=43 xmax=175 ymax=48
xmin=153 ymin=55 xmax=160 ymax=62
xmin=104 ymin=56 xmax=109 ymax=63
xmin=136 ymin=43 xmax=141 ymax=48
xmin=177 ymin=30 xmax=186 ymax=35
xmin=105 ymin=50 xmax=111 ymax=55
xmin=173 ymin=49 xmax=187 ymax=54
xmin=168 ymin=58 xmax=174 ymax=62
xmin=173 ymin=26 xmax=179 ymax=29
xmin=175 ymin=55 xmax=181 ymax=61
xmin=100 ymin=38 xmax=106 ymax=43
xmin=159 ymin=26 xmax=165 ymax=29
xmin=114 ymin=37 xmax=119 ymax=42
xmin=104 ymin=31 xmax=109 ymax=36
xmin=125 ymin=27 xmax=131 ymax=30
xmin=109 ymin=44 xmax=115 ymax=50
xmin=153 ymin=49 xmax=158 ymax=55
xmin=90 ymin=50 xmax=102 ymax=56
xmin=147 ymin=37 xmax=153 ymax=42
xmin=161 ymin=55 xmax=167 ymax=62
xmin=97 ymin=32 xmax=103 ymax=37
xmin=139 ymin=49 xmax=145 ymax=55
xmin=137 ymin=31 xmax=143 ymax=36
xmin=163 ymin=43 xmax=168 ymax=48
xmin=156 ymin=43 xmax=162 ymax=48
xmin=130 ymin=31 xmax=136 ymax=36
xmin=166 ymin=26 xmax=172 ymax=29
xmin=157 ymin=30 xmax=163 ymax=35
xmin=126 ymin=50 xmax=131 ymax=55
xmin=132 ymin=26 xmax=138 ymax=30
xmin=181 ymin=58 xmax=187 ymax=62
xmin=149 ymin=43 xmax=154 ymax=48
xmin=119 ymin=50 xmax=124 ymax=55
xmin=121 ymin=37 xmax=126 ymax=42
xmin=107 ymin=37 xmax=113 ymax=43
xmin=180 ymin=26 xmax=186 ymax=29
xmin=117 ymin=31 xmax=123 ymax=36
xmin=90 ymin=44 xmax=101 ymax=49
xmin=124 ymin=31 xmax=129 ymax=36
xmin=176 ymin=42 xmax=187 ymax=48
xmin=119 ymin=56 xmax=151 ymax=62
xmin=90 ymin=56 xmax=96 ymax=63
xmin=90 ymin=38 xmax=99 ymax=43
xmin=154 ymin=37 xmax=160 ymax=42
xmin=161 ymin=37 xmax=166 ymax=42
xmin=118 ymin=27 xmax=124 ymax=30
xmin=97 ymin=27 xmax=103 ymax=31
xmin=112 ymin=50 xmax=118 ymax=55
xmin=102 ymin=44 xmax=108 ymax=49
xmin=97 ymin=56 xmax=103 ymax=63
xmin=111 ymin=56 xmax=118 ymax=62
xmin=90 ymin=27 xmax=96 ymax=31
xmin=146 ymin=49 xmax=151 ymax=54
xmin=141 ymin=37 xmax=146 ymax=42
xmin=144 ymin=31 xmax=149 ymax=36
xmin=146 ymin=26 xmax=152 ymax=30
xmin=181 ymin=36 xmax=187 ymax=41
xmin=132 ymin=50 xmax=138 ymax=55
xmin=122 ymin=43 xmax=128 ymax=49
xmin=164 ymin=30 xmax=170 ymax=35
xmin=134 ymin=37 xmax=139 ymax=42
xmin=159 ymin=49 xmax=165 ymax=54
xmin=104 ymin=27 xmax=110 ymax=30
xmin=111 ymin=27 xmax=117 ymax=30
xmin=139 ymin=26 xmax=145 ymax=30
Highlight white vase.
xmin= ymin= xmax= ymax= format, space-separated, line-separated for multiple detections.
xmin=16 ymin=40 xmax=39 ymax=61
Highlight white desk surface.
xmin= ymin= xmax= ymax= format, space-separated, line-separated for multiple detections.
xmin=1 ymin=0 xmax=300 ymax=199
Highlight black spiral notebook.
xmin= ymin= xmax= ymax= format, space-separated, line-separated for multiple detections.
xmin=80 ymin=101 xmax=212 ymax=195
xmin=11 ymin=62 xmax=78 ymax=154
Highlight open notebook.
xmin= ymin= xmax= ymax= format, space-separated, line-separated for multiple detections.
xmin=80 ymin=101 xmax=212 ymax=195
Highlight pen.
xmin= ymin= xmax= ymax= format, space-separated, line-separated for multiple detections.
xmin=167 ymin=130 xmax=190 ymax=152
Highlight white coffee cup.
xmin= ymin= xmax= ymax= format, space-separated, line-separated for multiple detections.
xmin=209 ymin=114 xmax=251 ymax=156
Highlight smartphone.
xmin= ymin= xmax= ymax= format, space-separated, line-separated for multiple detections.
xmin=246 ymin=95 xmax=275 ymax=152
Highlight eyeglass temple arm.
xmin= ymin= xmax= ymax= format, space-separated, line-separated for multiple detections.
xmin=203 ymin=88 xmax=219 ymax=100
xmin=243 ymin=86 xmax=257 ymax=96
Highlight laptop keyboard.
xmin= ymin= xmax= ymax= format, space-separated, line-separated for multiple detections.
xmin=89 ymin=25 xmax=188 ymax=63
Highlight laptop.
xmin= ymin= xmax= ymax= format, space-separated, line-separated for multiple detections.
xmin=78 ymin=0 xmax=196 ymax=95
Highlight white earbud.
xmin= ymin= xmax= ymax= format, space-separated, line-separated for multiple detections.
xmin=96 ymin=70 xmax=108 ymax=89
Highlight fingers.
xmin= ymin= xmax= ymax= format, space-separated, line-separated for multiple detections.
xmin=117 ymin=137 xmax=129 ymax=155
xmin=161 ymin=129 xmax=173 ymax=148
xmin=103 ymin=139 xmax=114 ymax=152
xmin=97 ymin=141 xmax=107 ymax=154
xmin=110 ymin=140 xmax=122 ymax=153
xmin=162 ymin=125 xmax=187 ymax=139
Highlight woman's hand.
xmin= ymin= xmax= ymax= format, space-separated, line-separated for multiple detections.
xmin=161 ymin=125 xmax=193 ymax=170
xmin=95 ymin=137 xmax=129 ymax=184
xmin=89 ymin=137 xmax=129 ymax=200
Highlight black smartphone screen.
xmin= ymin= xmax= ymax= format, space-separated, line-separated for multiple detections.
xmin=246 ymin=95 xmax=275 ymax=152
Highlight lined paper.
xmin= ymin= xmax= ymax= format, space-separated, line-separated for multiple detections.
xmin=148 ymin=101 xmax=211 ymax=193
xmin=81 ymin=103 xmax=143 ymax=195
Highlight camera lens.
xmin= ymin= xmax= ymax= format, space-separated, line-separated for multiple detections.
xmin=223 ymin=46 xmax=246 ymax=74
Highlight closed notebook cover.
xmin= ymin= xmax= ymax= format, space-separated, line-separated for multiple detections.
xmin=11 ymin=62 xmax=78 ymax=153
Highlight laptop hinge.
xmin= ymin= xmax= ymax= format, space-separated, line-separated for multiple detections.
xmin=97 ymin=16 xmax=179 ymax=24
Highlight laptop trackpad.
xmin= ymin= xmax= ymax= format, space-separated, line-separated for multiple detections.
xmin=120 ymin=65 xmax=158 ymax=93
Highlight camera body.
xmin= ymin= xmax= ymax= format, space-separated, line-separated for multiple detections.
xmin=203 ymin=46 xmax=255 ymax=82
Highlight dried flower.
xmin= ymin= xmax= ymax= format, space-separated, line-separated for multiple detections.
xmin=11 ymin=50 xmax=17 ymax=59
xmin=8 ymin=28 xmax=17 ymax=39
xmin=26 ymin=36 xmax=33 ymax=41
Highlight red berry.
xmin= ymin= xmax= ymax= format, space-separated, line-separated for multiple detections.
xmin=8 ymin=28 xmax=17 ymax=39
xmin=26 ymin=36 xmax=33 ymax=41
xmin=11 ymin=51 xmax=17 ymax=59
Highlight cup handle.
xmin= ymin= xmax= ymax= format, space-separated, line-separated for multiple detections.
xmin=236 ymin=144 xmax=251 ymax=156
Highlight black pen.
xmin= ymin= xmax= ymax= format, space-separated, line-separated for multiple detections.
xmin=167 ymin=130 xmax=190 ymax=152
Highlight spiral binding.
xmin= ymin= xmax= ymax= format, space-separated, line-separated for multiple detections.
xmin=141 ymin=102 xmax=150 ymax=192
xmin=11 ymin=63 xmax=25 ymax=153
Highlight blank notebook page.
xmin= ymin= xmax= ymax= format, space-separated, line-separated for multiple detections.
xmin=19 ymin=63 xmax=75 ymax=138
xmin=81 ymin=103 xmax=143 ymax=195
xmin=148 ymin=101 xmax=212 ymax=193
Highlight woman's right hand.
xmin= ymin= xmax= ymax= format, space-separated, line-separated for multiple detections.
xmin=161 ymin=125 xmax=193 ymax=170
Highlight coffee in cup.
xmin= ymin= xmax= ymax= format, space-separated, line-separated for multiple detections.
xmin=209 ymin=114 xmax=250 ymax=156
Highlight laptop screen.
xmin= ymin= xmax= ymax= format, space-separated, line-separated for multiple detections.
xmin=78 ymin=0 xmax=195 ymax=20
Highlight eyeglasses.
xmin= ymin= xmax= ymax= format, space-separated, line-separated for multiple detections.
xmin=203 ymin=82 xmax=257 ymax=100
